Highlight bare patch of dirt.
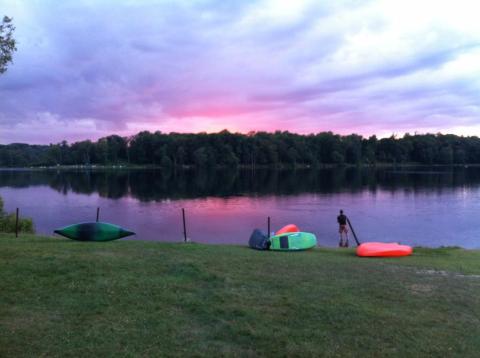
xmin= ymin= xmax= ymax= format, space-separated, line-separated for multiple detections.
xmin=409 ymin=284 xmax=434 ymax=295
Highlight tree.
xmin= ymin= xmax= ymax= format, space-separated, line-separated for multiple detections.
xmin=343 ymin=134 xmax=362 ymax=164
xmin=71 ymin=140 xmax=94 ymax=165
xmin=154 ymin=146 xmax=172 ymax=168
xmin=175 ymin=146 xmax=186 ymax=167
xmin=438 ymin=146 xmax=453 ymax=165
xmin=217 ymin=144 xmax=239 ymax=167
xmin=1 ymin=16 xmax=17 ymax=74
xmin=128 ymin=131 xmax=155 ymax=164
xmin=454 ymin=148 xmax=466 ymax=164
xmin=96 ymin=139 xmax=109 ymax=164
xmin=193 ymin=147 xmax=208 ymax=168
xmin=287 ymin=147 xmax=298 ymax=167
xmin=46 ymin=144 xmax=62 ymax=165
xmin=362 ymin=135 xmax=377 ymax=164
xmin=105 ymin=135 xmax=127 ymax=164
xmin=331 ymin=150 xmax=345 ymax=164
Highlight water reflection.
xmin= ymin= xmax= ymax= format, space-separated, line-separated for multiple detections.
xmin=1 ymin=167 xmax=480 ymax=248
xmin=0 ymin=167 xmax=479 ymax=201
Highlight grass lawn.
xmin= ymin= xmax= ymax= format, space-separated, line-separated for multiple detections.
xmin=1 ymin=234 xmax=479 ymax=357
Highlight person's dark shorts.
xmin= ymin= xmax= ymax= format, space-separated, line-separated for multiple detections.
xmin=339 ymin=224 xmax=348 ymax=234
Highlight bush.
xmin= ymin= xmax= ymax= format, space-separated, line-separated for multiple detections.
xmin=0 ymin=196 xmax=35 ymax=234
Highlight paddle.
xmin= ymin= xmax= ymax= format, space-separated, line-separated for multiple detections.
xmin=346 ymin=217 xmax=361 ymax=246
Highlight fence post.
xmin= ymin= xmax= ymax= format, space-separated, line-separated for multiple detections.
xmin=96 ymin=207 xmax=100 ymax=222
xmin=15 ymin=208 xmax=19 ymax=238
xmin=182 ymin=208 xmax=187 ymax=242
xmin=267 ymin=216 xmax=271 ymax=238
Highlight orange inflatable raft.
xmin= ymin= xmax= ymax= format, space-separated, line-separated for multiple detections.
xmin=356 ymin=242 xmax=413 ymax=257
xmin=275 ymin=224 xmax=300 ymax=235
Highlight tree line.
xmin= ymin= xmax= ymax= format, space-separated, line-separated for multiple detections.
xmin=1 ymin=131 xmax=480 ymax=168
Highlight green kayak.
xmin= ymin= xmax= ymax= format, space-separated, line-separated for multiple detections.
xmin=269 ymin=232 xmax=317 ymax=251
xmin=54 ymin=222 xmax=135 ymax=242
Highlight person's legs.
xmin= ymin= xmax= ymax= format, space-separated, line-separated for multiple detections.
xmin=339 ymin=226 xmax=347 ymax=247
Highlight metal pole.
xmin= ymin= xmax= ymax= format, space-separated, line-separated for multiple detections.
xmin=15 ymin=208 xmax=19 ymax=238
xmin=267 ymin=216 xmax=271 ymax=238
xmin=182 ymin=208 xmax=187 ymax=242
xmin=346 ymin=217 xmax=361 ymax=246
xmin=96 ymin=207 xmax=100 ymax=222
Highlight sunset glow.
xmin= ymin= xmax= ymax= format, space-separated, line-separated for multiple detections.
xmin=1 ymin=0 xmax=480 ymax=143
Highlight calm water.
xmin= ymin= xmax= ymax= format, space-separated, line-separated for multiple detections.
xmin=1 ymin=167 xmax=480 ymax=248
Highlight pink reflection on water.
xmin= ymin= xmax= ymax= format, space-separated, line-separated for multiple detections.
xmin=1 ymin=185 xmax=480 ymax=248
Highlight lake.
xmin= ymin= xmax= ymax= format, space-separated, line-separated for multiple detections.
xmin=1 ymin=167 xmax=480 ymax=248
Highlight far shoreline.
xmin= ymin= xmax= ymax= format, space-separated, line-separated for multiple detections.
xmin=1 ymin=163 xmax=479 ymax=171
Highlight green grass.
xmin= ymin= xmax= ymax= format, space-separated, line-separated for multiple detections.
xmin=1 ymin=235 xmax=480 ymax=357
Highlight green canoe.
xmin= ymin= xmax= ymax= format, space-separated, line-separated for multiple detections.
xmin=54 ymin=222 xmax=135 ymax=242
xmin=269 ymin=232 xmax=317 ymax=251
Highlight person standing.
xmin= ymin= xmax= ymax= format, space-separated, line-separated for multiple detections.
xmin=337 ymin=210 xmax=349 ymax=247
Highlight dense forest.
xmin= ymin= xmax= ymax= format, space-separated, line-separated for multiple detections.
xmin=1 ymin=130 xmax=480 ymax=168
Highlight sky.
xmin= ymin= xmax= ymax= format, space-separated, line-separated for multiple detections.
xmin=0 ymin=0 xmax=480 ymax=144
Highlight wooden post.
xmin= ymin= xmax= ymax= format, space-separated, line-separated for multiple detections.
xmin=15 ymin=208 xmax=19 ymax=238
xmin=182 ymin=208 xmax=187 ymax=242
xmin=96 ymin=207 xmax=100 ymax=222
xmin=267 ymin=216 xmax=271 ymax=238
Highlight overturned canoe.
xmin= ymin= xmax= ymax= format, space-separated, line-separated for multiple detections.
xmin=356 ymin=242 xmax=413 ymax=257
xmin=54 ymin=222 xmax=135 ymax=242
xmin=270 ymin=232 xmax=317 ymax=251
